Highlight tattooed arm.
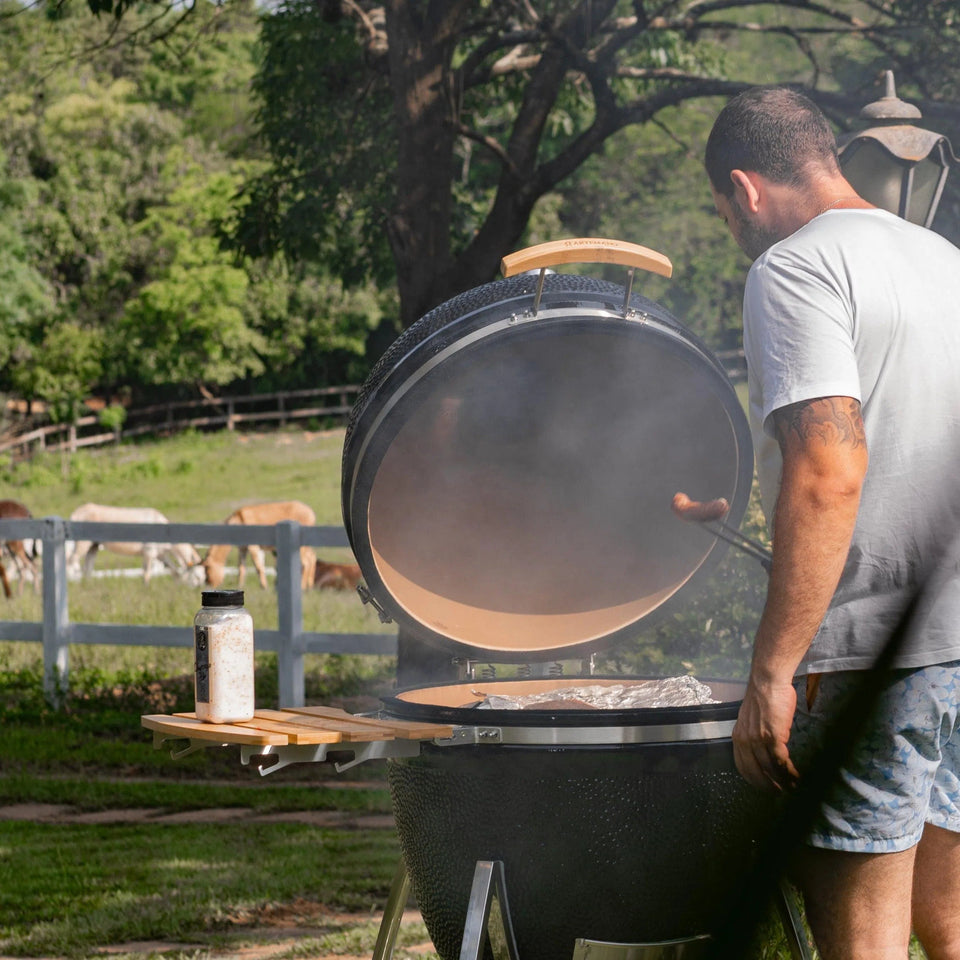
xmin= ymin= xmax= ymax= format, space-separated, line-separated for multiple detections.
xmin=733 ymin=396 xmax=868 ymax=791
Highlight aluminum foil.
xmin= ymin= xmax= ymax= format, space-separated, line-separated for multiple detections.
xmin=474 ymin=676 xmax=718 ymax=710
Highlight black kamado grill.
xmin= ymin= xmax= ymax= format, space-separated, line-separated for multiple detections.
xmin=341 ymin=240 xmax=788 ymax=960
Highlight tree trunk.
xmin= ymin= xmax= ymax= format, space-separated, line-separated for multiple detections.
xmin=383 ymin=1 xmax=472 ymax=328
xmin=383 ymin=1 xmax=622 ymax=328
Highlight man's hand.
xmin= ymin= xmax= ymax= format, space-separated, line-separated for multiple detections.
xmin=733 ymin=677 xmax=801 ymax=792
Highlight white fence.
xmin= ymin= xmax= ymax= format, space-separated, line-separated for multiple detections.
xmin=0 ymin=517 xmax=396 ymax=707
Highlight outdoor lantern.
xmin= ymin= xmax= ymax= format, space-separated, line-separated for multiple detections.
xmin=838 ymin=70 xmax=957 ymax=228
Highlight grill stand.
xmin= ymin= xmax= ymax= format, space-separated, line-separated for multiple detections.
xmin=372 ymin=860 xmax=812 ymax=960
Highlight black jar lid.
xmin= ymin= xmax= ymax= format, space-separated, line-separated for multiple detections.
xmin=201 ymin=589 xmax=245 ymax=607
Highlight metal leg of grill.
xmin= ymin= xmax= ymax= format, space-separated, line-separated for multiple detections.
xmin=380 ymin=859 xmax=814 ymax=960
xmin=569 ymin=879 xmax=813 ymax=960
xmin=460 ymin=860 xmax=521 ymax=960
xmin=776 ymin=880 xmax=813 ymax=960
xmin=372 ymin=858 xmax=412 ymax=960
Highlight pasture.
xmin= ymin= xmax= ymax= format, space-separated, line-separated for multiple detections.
xmin=0 ymin=426 xmax=392 ymax=679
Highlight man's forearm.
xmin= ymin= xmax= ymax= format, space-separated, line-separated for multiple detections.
xmin=752 ymin=397 xmax=868 ymax=684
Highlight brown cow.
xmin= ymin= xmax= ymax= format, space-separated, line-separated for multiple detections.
xmin=313 ymin=560 xmax=362 ymax=591
xmin=0 ymin=499 xmax=39 ymax=598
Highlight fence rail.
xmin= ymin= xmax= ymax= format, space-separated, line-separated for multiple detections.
xmin=0 ymin=517 xmax=396 ymax=707
xmin=0 ymin=385 xmax=361 ymax=462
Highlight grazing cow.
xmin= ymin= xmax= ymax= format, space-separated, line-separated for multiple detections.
xmin=313 ymin=560 xmax=362 ymax=591
xmin=0 ymin=499 xmax=40 ymax=597
xmin=188 ymin=500 xmax=316 ymax=590
xmin=67 ymin=503 xmax=201 ymax=583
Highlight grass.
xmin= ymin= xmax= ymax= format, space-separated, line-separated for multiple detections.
xmin=0 ymin=427 xmax=348 ymax=524
xmin=0 ymin=822 xmax=404 ymax=957
xmin=0 ymin=773 xmax=393 ymax=813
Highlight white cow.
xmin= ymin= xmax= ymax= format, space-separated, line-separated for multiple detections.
xmin=67 ymin=503 xmax=201 ymax=583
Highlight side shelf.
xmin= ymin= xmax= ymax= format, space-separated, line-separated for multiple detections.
xmin=142 ymin=707 xmax=454 ymax=774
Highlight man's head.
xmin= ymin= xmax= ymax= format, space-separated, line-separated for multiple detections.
xmin=705 ymin=86 xmax=840 ymax=198
xmin=705 ymin=86 xmax=849 ymax=259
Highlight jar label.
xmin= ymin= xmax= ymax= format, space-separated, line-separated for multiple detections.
xmin=194 ymin=625 xmax=210 ymax=703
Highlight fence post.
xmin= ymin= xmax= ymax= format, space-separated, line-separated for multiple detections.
xmin=227 ymin=400 xmax=235 ymax=431
xmin=41 ymin=517 xmax=70 ymax=706
xmin=275 ymin=520 xmax=304 ymax=707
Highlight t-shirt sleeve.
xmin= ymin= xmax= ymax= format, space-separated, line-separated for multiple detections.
xmin=743 ymin=252 xmax=861 ymax=437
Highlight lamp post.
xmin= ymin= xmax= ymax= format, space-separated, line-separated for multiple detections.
xmin=838 ymin=70 xmax=957 ymax=228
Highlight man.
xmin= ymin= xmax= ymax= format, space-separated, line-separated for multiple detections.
xmin=704 ymin=86 xmax=960 ymax=959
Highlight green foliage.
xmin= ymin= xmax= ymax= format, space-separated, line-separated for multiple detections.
xmin=0 ymin=773 xmax=393 ymax=814
xmin=97 ymin=403 xmax=126 ymax=432
xmin=234 ymin=2 xmax=395 ymax=285
xmin=555 ymin=101 xmax=751 ymax=346
xmin=0 ymin=154 xmax=54 ymax=371
xmin=0 ymin=0 xmax=388 ymax=413
xmin=15 ymin=321 xmax=103 ymax=423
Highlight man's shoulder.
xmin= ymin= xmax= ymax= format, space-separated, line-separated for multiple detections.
xmin=750 ymin=209 xmax=960 ymax=287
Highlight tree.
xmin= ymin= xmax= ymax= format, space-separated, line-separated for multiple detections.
xmin=0 ymin=154 xmax=54 ymax=384
xmin=0 ymin=0 xmax=386 ymax=406
xmin=236 ymin=0 xmax=960 ymax=333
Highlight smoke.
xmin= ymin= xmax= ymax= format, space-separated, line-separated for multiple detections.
xmin=367 ymin=317 xmax=749 ymax=654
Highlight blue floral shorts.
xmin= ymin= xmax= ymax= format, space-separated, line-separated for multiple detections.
xmin=790 ymin=660 xmax=960 ymax=853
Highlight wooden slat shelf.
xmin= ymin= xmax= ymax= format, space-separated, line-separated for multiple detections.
xmin=142 ymin=707 xmax=453 ymax=747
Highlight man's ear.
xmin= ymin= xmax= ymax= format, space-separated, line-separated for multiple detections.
xmin=730 ymin=169 xmax=762 ymax=214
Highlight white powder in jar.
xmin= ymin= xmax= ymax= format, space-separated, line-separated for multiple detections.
xmin=194 ymin=590 xmax=255 ymax=723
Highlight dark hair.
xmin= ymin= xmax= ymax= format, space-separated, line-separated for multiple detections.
xmin=704 ymin=86 xmax=840 ymax=197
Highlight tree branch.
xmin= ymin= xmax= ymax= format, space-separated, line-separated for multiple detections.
xmin=450 ymin=120 xmax=520 ymax=178
xmin=45 ymin=0 xmax=197 ymax=71
xmin=458 ymin=29 xmax=548 ymax=88
xmin=683 ymin=0 xmax=870 ymax=30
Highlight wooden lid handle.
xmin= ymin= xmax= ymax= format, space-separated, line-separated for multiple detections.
xmin=500 ymin=237 xmax=673 ymax=279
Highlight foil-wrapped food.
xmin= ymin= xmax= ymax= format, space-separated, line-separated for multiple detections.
xmin=472 ymin=676 xmax=717 ymax=710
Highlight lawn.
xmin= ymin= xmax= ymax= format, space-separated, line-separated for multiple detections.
xmin=0 ymin=428 xmax=420 ymax=958
xmin=0 ymin=821 xmax=406 ymax=957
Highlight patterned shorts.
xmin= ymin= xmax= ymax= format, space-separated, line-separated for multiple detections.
xmin=789 ymin=660 xmax=960 ymax=853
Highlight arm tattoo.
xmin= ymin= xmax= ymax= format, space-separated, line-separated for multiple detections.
xmin=771 ymin=397 xmax=866 ymax=451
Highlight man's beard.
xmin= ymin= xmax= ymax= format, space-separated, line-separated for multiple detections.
xmin=732 ymin=201 xmax=781 ymax=261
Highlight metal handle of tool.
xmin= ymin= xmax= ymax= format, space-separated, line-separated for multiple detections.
xmin=671 ymin=491 xmax=773 ymax=573
xmin=703 ymin=519 xmax=773 ymax=574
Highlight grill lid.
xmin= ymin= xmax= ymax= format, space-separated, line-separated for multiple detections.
xmin=342 ymin=240 xmax=753 ymax=661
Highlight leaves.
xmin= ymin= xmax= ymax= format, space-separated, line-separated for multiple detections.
xmin=0 ymin=0 xmax=388 ymax=412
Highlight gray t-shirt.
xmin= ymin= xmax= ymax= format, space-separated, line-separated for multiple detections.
xmin=743 ymin=208 xmax=960 ymax=673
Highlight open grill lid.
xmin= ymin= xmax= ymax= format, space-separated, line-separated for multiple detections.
xmin=342 ymin=240 xmax=753 ymax=662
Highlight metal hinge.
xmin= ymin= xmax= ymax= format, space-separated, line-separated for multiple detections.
xmin=434 ymin=726 xmax=502 ymax=747
xmin=357 ymin=583 xmax=393 ymax=623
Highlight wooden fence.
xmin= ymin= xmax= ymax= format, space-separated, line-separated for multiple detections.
xmin=0 ymin=516 xmax=396 ymax=707
xmin=0 ymin=385 xmax=360 ymax=462
xmin=0 ymin=351 xmax=747 ymax=464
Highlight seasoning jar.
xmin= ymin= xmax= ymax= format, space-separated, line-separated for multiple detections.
xmin=193 ymin=589 xmax=255 ymax=724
